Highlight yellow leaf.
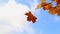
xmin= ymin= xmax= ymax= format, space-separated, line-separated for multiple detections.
xmin=36 ymin=4 xmax=42 ymax=9
xmin=41 ymin=0 xmax=46 ymax=3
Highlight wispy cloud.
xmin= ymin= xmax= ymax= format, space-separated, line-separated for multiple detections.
xmin=0 ymin=0 xmax=35 ymax=34
xmin=29 ymin=0 xmax=39 ymax=13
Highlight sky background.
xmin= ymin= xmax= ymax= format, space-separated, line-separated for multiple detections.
xmin=0 ymin=0 xmax=60 ymax=34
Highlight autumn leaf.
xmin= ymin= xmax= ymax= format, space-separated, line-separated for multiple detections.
xmin=52 ymin=0 xmax=57 ymax=2
xmin=25 ymin=11 xmax=37 ymax=23
xmin=36 ymin=4 xmax=42 ymax=9
xmin=57 ymin=0 xmax=60 ymax=5
xmin=56 ymin=5 xmax=60 ymax=16
xmin=41 ymin=0 xmax=46 ymax=3
xmin=49 ymin=7 xmax=57 ymax=15
xmin=43 ymin=3 xmax=52 ymax=10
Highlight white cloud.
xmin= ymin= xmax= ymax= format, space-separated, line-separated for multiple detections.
xmin=29 ymin=0 xmax=39 ymax=13
xmin=0 ymin=0 xmax=35 ymax=34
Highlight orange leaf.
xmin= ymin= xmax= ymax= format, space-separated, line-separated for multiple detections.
xmin=43 ymin=3 xmax=52 ymax=10
xmin=49 ymin=7 xmax=57 ymax=15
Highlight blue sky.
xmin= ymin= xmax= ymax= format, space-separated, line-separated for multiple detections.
xmin=0 ymin=0 xmax=60 ymax=34
xmin=16 ymin=0 xmax=60 ymax=34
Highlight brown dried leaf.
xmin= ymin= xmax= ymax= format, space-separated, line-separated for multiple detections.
xmin=57 ymin=0 xmax=60 ymax=5
xmin=25 ymin=11 xmax=37 ymax=23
